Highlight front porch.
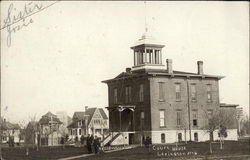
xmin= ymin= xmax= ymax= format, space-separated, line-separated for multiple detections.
xmin=107 ymin=105 xmax=136 ymax=132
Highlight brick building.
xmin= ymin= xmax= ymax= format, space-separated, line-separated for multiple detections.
xmin=102 ymin=32 xmax=238 ymax=145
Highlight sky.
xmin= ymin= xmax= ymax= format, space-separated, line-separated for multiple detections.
xmin=1 ymin=1 xmax=249 ymax=124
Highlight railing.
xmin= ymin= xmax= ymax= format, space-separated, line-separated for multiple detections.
xmin=105 ymin=132 xmax=121 ymax=146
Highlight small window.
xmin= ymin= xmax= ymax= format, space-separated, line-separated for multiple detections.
xmin=178 ymin=133 xmax=182 ymax=142
xmin=114 ymin=88 xmax=118 ymax=104
xmin=192 ymin=110 xmax=198 ymax=127
xmin=159 ymin=110 xmax=165 ymax=127
xmin=78 ymin=120 xmax=82 ymax=126
xmin=139 ymin=84 xmax=144 ymax=102
xmin=175 ymin=84 xmax=181 ymax=101
xmin=177 ymin=111 xmax=182 ymax=126
xmin=125 ymin=86 xmax=132 ymax=103
xmin=207 ymin=85 xmax=212 ymax=102
xmin=191 ymin=84 xmax=196 ymax=101
xmin=141 ymin=111 xmax=145 ymax=129
xmin=193 ymin=119 xmax=197 ymax=127
xmin=207 ymin=110 xmax=213 ymax=119
xmin=159 ymin=82 xmax=165 ymax=101
xmin=79 ymin=129 xmax=82 ymax=135
xmin=194 ymin=133 xmax=198 ymax=142
xmin=161 ymin=133 xmax=165 ymax=143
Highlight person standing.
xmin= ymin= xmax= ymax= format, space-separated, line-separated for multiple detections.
xmin=93 ymin=136 xmax=100 ymax=154
xmin=86 ymin=134 xmax=92 ymax=154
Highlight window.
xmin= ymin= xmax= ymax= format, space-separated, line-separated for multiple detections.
xmin=155 ymin=50 xmax=160 ymax=64
xmin=79 ymin=129 xmax=82 ymax=135
xmin=194 ymin=133 xmax=198 ymax=142
xmin=125 ymin=86 xmax=132 ymax=103
xmin=207 ymin=110 xmax=213 ymax=119
xmin=191 ymin=84 xmax=197 ymax=101
xmin=207 ymin=85 xmax=212 ymax=102
xmin=175 ymin=84 xmax=181 ymax=101
xmin=146 ymin=49 xmax=153 ymax=63
xmin=140 ymin=111 xmax=145 ymax=129
xmin=103 ymin=120 xmax=107 ymax=125
xmin=161 ymin=133 xmax=165 ymax=143
xmin=141 ymin=50 xmax=145 ymax=64
xmin=78 ymin=120 xmax=82 ymax=127
xmin=177 ymin=111 xmax=182 ymax=126
xmin=159 ymin=110 xmax=165 ymax=127
xmin=139 ymin=84 xmax=144 ymax=102
xmin=114 ymin=88 xmax=118 ymax=104
xmin=138 ymin=50 xmax=144 ymax=64
xmin=192 ymin=110 xmax=198 ymax=127
xmin=159 ymin=82 xmax=165 ymax=101
xmin=193 ymin=120 xmax=197 ymax=127
xmin=178 ymin=133 xmax=182 ymax=142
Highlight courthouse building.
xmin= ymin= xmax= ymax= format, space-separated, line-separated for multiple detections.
xmin=102 ymin=31 xmax=238 ymax=145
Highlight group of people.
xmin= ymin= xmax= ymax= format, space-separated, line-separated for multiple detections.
xmin=86 ymin=134 xmax=101 ymax=154
xmin=143 ymin=136 xmax=152 ymax=148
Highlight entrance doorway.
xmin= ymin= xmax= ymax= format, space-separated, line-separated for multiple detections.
xmin=129 ymin=133 xmax=134 ymax=145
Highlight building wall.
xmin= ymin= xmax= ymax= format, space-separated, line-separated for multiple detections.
xmin=150 ymin=129 xmax=237 ymax=144
xmin=149 ymin=76 xmax=220 ymax=132
xmin=219 ymin=107 xmax=238 ymax=129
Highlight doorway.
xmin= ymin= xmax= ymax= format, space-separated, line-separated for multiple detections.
xmin=129 ymin=133 xmax=134 ymax=145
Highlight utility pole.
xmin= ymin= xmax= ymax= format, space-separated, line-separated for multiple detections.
xmin=186 ymin=78 xmax=192 ymax=141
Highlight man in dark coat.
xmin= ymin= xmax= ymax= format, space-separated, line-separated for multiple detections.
xmin=93 ymin=136 xmax=100 ymax=154
xmin=86 ymin=134 xmax=92 ymax=154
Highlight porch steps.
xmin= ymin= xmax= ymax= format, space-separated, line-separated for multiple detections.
xmin=104 ymin=132 xmax=121 ymax=146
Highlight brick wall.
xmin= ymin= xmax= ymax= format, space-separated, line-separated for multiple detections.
xmin=149 ymin=76 xmax=220 ymax=131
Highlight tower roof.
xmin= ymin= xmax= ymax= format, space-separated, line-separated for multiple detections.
xmin=131 ymin=31 xmax=165 ymax=49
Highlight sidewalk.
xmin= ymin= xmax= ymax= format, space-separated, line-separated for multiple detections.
xmin=57 ymin=145 xmax=139 ymax=160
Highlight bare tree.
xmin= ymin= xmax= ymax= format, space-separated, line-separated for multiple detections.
xmin=58 ymin=125 xmax=68 ymax=148
xmin=240 ymin=115 xmax=250 ymax=136
xmin=203 ymin=109 xmax=235 ymax=153
xmin=24 ymin=115 xmax=40 ymax=155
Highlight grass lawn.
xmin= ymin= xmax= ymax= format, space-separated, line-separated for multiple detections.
xmin=76 ymin=140 xmax=250 ymax=160
xmin=2 ymin=140 xmax=249 ymax=160
xmin=2 ymin=145 xmax=87 ymax=160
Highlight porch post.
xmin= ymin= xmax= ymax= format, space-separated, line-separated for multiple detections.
xmin=118 ymin=106 xmax=124 ymax=133
xmin=133 ymin=110 xmax=135 ymax=132
xmin=119 ymin=110 xmax=122 ymax=132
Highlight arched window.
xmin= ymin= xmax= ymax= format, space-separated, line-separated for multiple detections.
xmin=194 ymin=133 xmax=198 ymax=142
xmin=178 ymin=133 xmax=182 ymax=142
xmin=161 ymin=133 xmax=165 ymax=143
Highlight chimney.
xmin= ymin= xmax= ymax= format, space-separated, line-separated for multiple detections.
xmin=85 ymin=106 xmax=88 ymax=112
xmin=126 ymin=68 xmax=131 ymax=73
xmin=166 ymin=59 xmax=173 ymax=74
xmin=197 ymin=61 xmax=203 ymax=75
